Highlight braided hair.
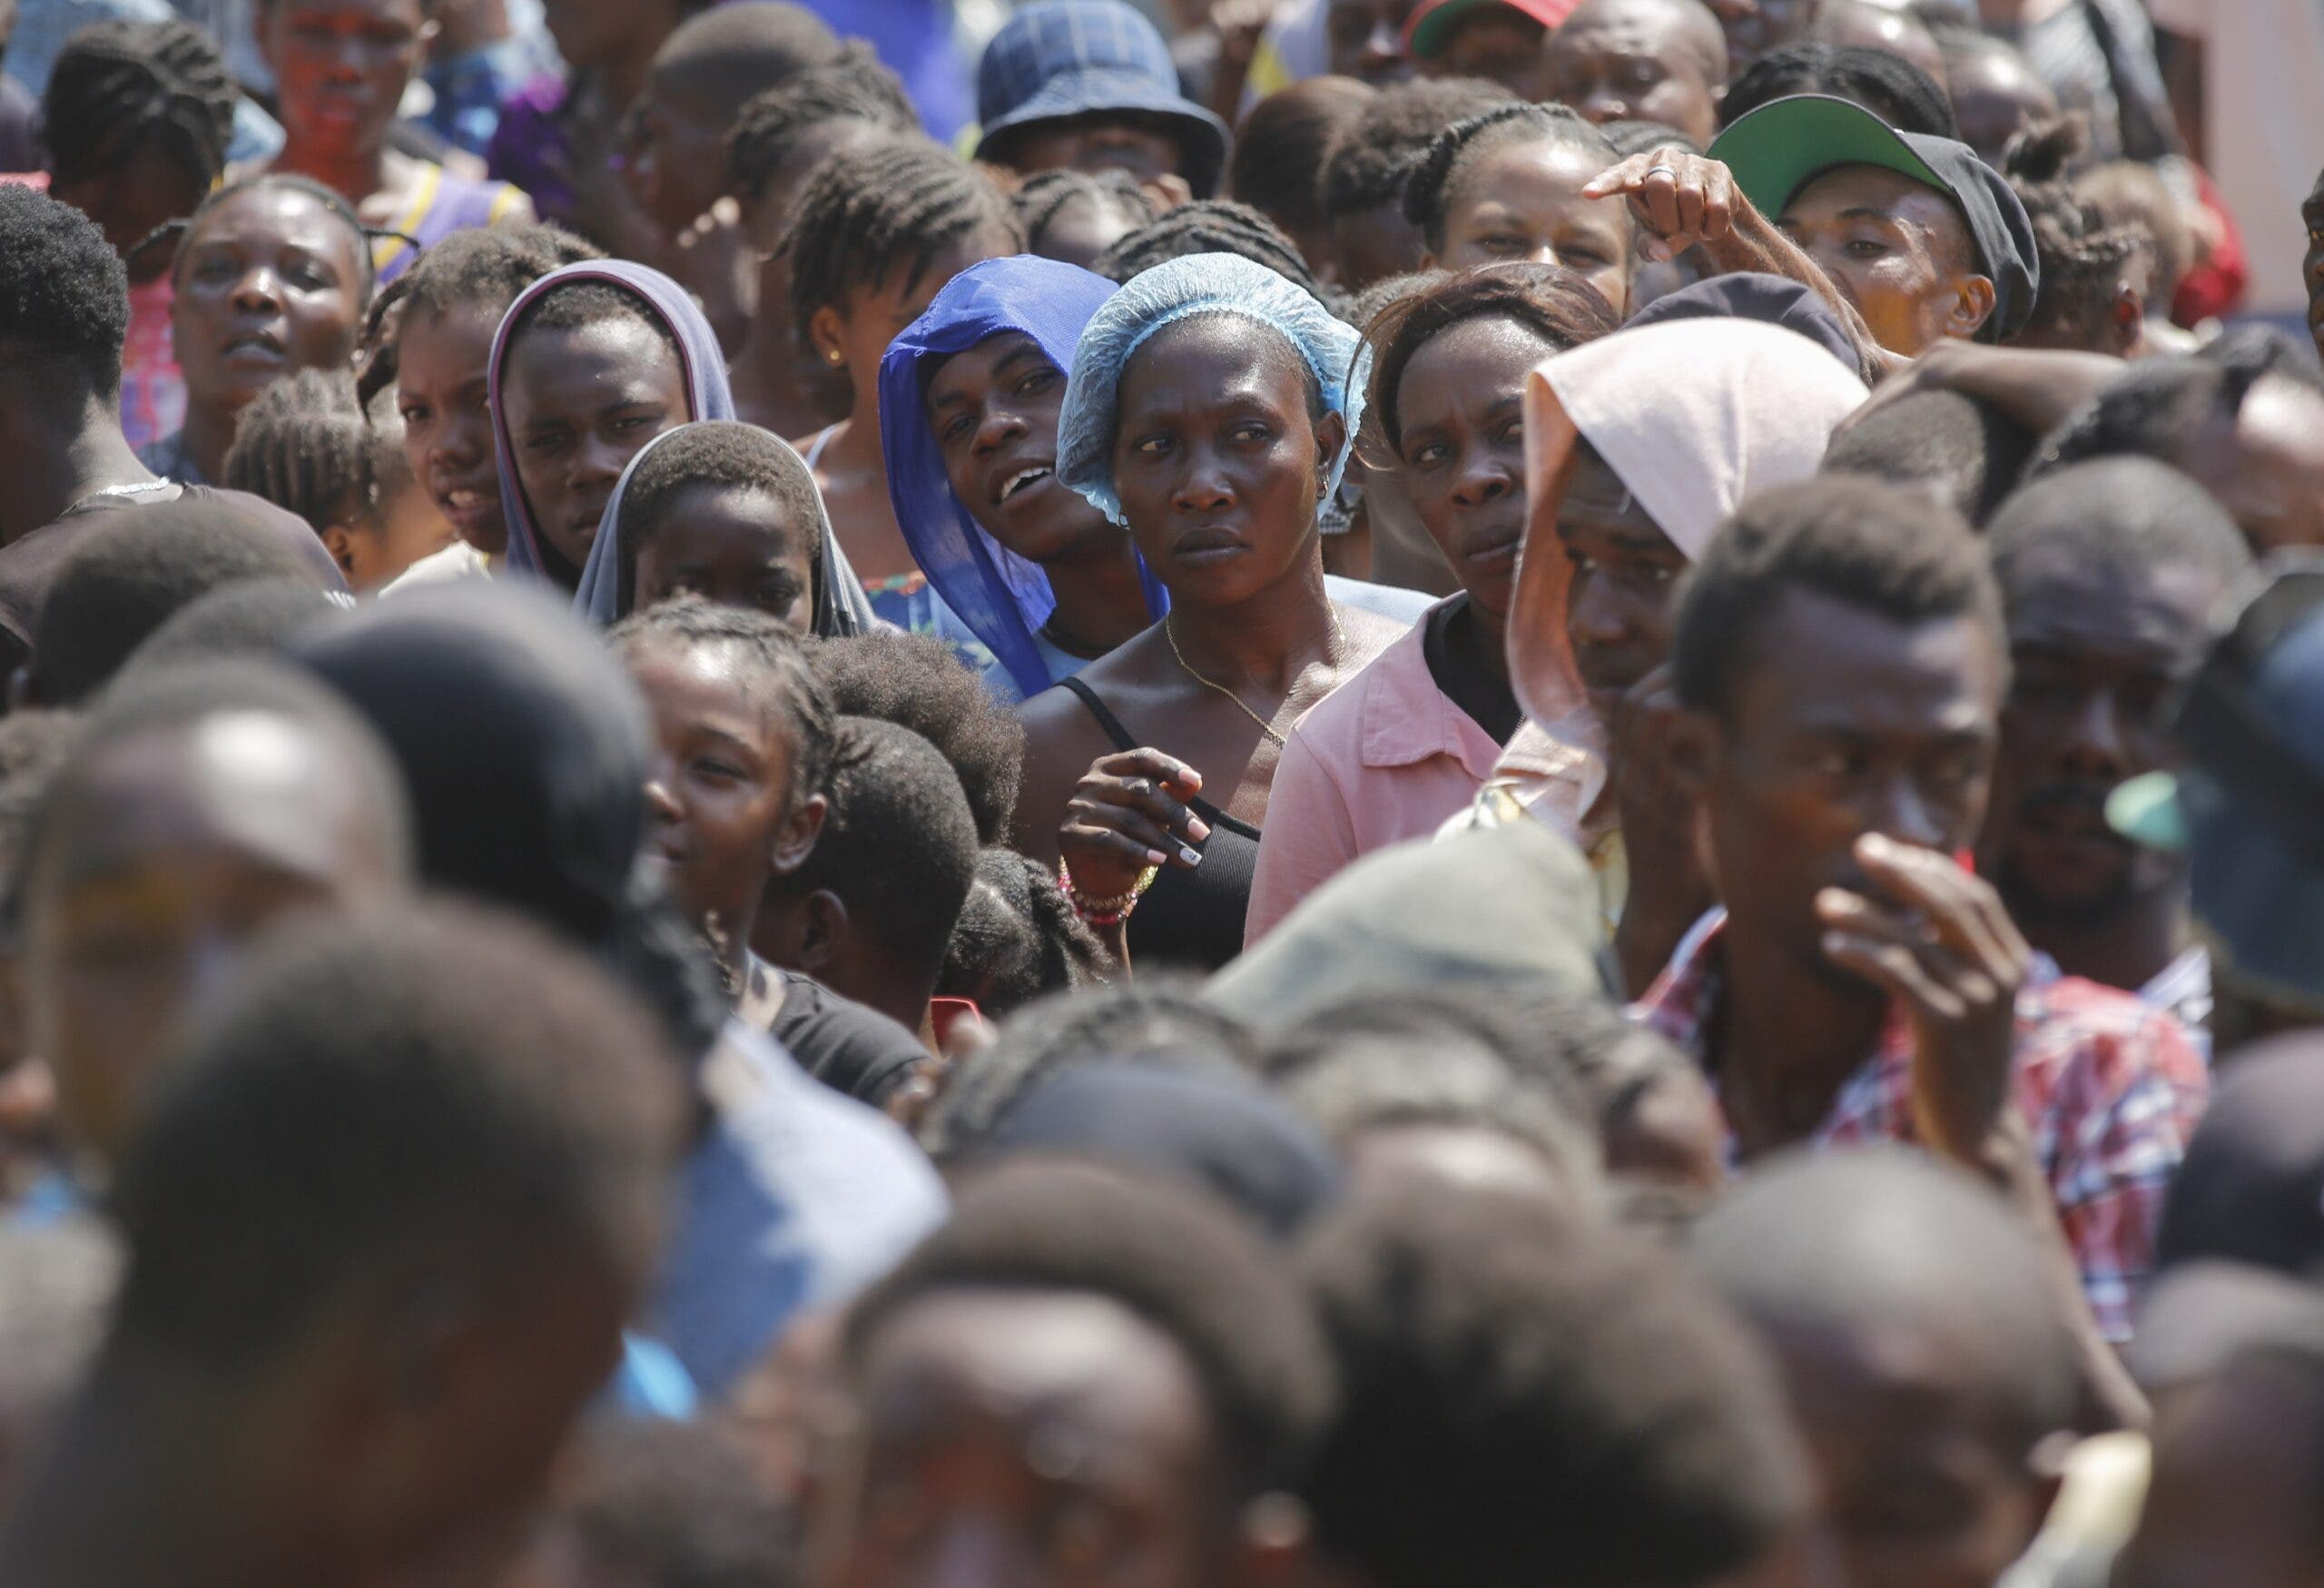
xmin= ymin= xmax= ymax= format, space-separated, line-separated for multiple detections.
xmin=725 ymin=43 xmax=918 ymax=202
xmin=43 ymin=18 xmax=237 ymax=192
xmin=1319 ymin=76 xmax=1515 ymax=222
xmin=1231 ymin=76 xmax=1375 ymax=243
xmin=1402 ymin=103 xmax=1618 ymax=252
xmin=144 ymin=173 xmax=383 ymax=310
xmin=1011 ymin=169 xmax=1158 ymax=257
xmin=355 ymin=222 xmax=604 ymax=408
xmin=221 ymin=368 xmax=399 ymax=536
xmin=1718 ymin=43 xmax=1959 ymax=137
xmin=1364 ymin=262 xmax=1620 ymax=456
xmin=2003 ymin=116 xmax=2147 ymax=351
xmin=1091 ymin=199 xmax=1322 ymax=296
xmin=783 ymin=135 xmax=1019 ymax=336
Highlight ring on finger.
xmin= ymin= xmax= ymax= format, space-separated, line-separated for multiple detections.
xmin=1641 ymin=164 xmax=1679 ymax=181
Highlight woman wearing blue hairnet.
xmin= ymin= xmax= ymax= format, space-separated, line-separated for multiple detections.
xmin=1010 ymin=253 xmax=1404 ymax=972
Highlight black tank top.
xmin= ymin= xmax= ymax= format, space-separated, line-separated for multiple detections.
xmin=1061 ymin=676 xmax=1261 ymax=972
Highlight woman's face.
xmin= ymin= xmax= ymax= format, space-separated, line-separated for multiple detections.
xmin=628 ymin=637 xmax=805 ymax=947
xmin=808 ymin=226 xmax=1018 ymax=410
xmin=1109 ymin=315 xmax=1341 ymax=607
xmin=1432 ymin=139 xmax=1634 ymax=316
xmin=501 ymin=314 xmax=690 ymax=575
xmin=926 ymin=331 xmax=1115 ymax=565
xmin=633 ymin=482 xmax=817 ymax=634
xmin=1556 ymin=447 xmax=1687 ymax=721
xmin=261 ymin=0 xmax=431 ymax=163
xmin=397 ymin=302 xmax=507 ymax=555
xmin=1392 ymin=314 xmax=1559 ymax=626
xmin=172 ymin=185 xmax=367 ymax=416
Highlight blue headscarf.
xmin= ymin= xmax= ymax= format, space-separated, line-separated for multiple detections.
xmin=881 ymin=255 xmax=1168 ymax=700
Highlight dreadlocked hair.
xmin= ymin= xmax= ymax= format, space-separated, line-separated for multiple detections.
xmin=355 ymin=222 xmax=604 ymax=409
xmin=43 ymin=18 xmax=237 ymax=192
xmin=145 ymin=173 xmax=383 ymax=310
xmin=1011 ymin=169 xmax=1158 ymax=255
xmin=222 ymin=368 xmax=403 ymax=537
xmin=783 ymin=135 xmax=1019 ymax=335
xmin=1403 ymin=103 xmax=1619 ymax=251
xmin=1364 ymin=262 xmax=1619 ymax=458
xmin=2003 ymin=115 xmax=2147 ymax=349
xmin=725 ymin=43 xmax=918 ymax=202
xmin=1092 ymin=199 xmax=1323 ymax=296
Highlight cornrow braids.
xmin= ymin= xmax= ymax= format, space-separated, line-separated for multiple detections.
xmin=1402 ymin=103 xmax=1617 ymax=252
xmin=1319 ymin=76 xmax=1515 ymax=222
xmin=221 ymin=368 xmax=381 ymax=535
xmin=725 ymin=44 xmax=918 ymax=202
xmin=1010 ymin=169 xmax=1158 ymax=255
xmin=783 ymin=135 xmax=1019 ymax=336
xmin=355 ymin=222 xmax=604 ymax=409
xmin=1091 ymin=199 xmax=1322 ymax=296
xmin=1364 ymin=261 xmax=1620 ymax=456
xmin=2003 ymin=115 xmax=2147 ymax=350
xmin=43 ymin=18 xmax=237 ymax=192
xmin=148 ymin=173 xmax=384 ymax=311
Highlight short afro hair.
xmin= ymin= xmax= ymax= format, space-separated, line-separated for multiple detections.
xmin=843 ymin=1158 xmax=1336 ymax=1498
xmin=806 ymin=630 xmax=1023 ymax=843
xmin=505 ymin=278 xmax=684 ymax=368
xmin=1403 ymin=103 xmax=1620 ymax=253
xmin=1819 ymin=388 xmax=2036 ymax=527
xmin=726 ymin=43 xmax=918 ymax=202
xmin=936 ymin=845 xmax=1108 ymax=1019
xmin=1718 ymin=42 xmax=1959 ymax=136
xmin=0 ymin=182 xmax=131 ymax=402
xmin=547 ymin=1420 xmax=798 ymax=1588
xmin=785 ymin=717 xmax=978 ymax=985
xmin=1985 ymin=458 xmax=2252 ymax=615
xmin=109 ymin=904 xmax=684 ymax=1376
xmin=916 ymin=977 xmax=1256 ymax=1159
xmin=609 ymin=592 xmax=837 ymax=812
xmin=1091 ymin=199 xmax=1322 ymax=297
xmin=647 ymin=1 xmax=842 ymax=111
xmin=1299 ymin=1182 xmax=1809 ymax=1588
xmin=1669 ymin=477 xmax=2004 ymax=720
xmin=29 ymin=496 xmax=324 ymax=705
xmin=1320 ymin=76 xmax=1515 ymax=222
xmin=608 ymin=422 xmax=827 ymax=620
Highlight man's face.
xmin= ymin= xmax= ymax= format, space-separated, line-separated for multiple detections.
xmin=1690 ymin=588 xmax=2004 ymax=981
xmin=1423 ymin=8 xmax=1550 ymax=99
xmin=1978 ymin=554 xmax=2224 ymax=933
xmin=1000 ymin=113 xmax=1188 ymax=188
xmin=1779 ymin=165 xmax=1992 ymax=357
xmin=1327 ymin=0 xmax=1422 ymax=84
xmin=1542 ymin=0 xmax=1726 ymax=151
xmin=1704 ymin=0 xmax=1819 ymax=73
xmin=622 ymin=68 xmax=736 ymax=237
xmin=2305 ymin=169 xmax=2324 ymax=364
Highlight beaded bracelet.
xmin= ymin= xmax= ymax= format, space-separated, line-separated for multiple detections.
xmin=1059 ymin=857 xmax=1161 ymax=928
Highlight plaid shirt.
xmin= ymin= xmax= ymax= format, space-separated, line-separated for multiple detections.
xmin=1638 ymin=910 xmax=2210 ymax=1342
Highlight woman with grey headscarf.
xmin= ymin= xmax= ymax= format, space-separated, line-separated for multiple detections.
xmin=1010 ymin=252 xmax=1405 ymax=974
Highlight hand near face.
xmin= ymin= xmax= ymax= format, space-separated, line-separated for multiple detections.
xmin=1059 ymin=748 xmax=1209 ymax=902
xmin=1582 ymin=151 xmax=1740 ymax=262
xmin=1817 ymin=834 xmax=2031 ymax=1171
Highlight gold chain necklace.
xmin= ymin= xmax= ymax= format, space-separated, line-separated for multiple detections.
xmin=1165 ymin=610 xmax=1344 ymax=746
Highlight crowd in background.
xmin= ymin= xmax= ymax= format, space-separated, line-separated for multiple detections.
xmin=0 ymin=0 xmax=2319 ymax=1585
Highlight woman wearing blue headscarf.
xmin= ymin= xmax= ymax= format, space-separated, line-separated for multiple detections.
xmin=881 ymin=255 xmax=1170 ymax=705
xmin=1009 ymin=253 xmax=1404 ymax=972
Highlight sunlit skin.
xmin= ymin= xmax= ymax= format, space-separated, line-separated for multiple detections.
xmin=1027 ymin=192 xmax=1152 ymax=274
xmin=502 ymin=316 xmax=691 ymax=581
xmin=1421 ymin=9 xmax=1550 ymax=100
xmin=1705 ymin=0 xmax=1820 ymax=72
xmin=1777 ymin=166 xmax=1995 ymax=356
xmin=925 ymin=331 xmax=1153 ymax=656
xmin=1556 ymin=449 xmax=1689 ymax=724
xmin=630 ymin=481 xmax=818 ymax=632
xmin=396 ymin=301 xmax=509 ymax=554
xmin=329 ymin=477 xmax=455 ymax=592
xmin=24 ymin=714 xmax=406 ymax=1172
xmin=1812 ymin=0 xmax=1944 ymax=84
xmin=812 ymin=1290 xmax=1249 ymax=1588
xmin=625 ymin=638 xmax=824 ymax=985
xmin=1976 ymin=557 xmax=2226 ymax=993
xmin=1326 ymin=0 xmax=1423 ymax=84
xmin=1000 ymin=114 xmax=1187 ymax=189
xmin=2113 ymin=1356 xmax=2324 ymax=1588
xmin=622 ymin=63 xmax=741 ymax=239
xmin=170 ymin=183 xmax=369 ymax=482
xmin=802 ymin=226 xmax=1016 ymax=587
xmin=1542 ymin=0 xmax=1728 ymax=151
xmin=1944 ymin=42 xmax=2060 ymax=167
xmin=1426 ymin=140 xmax=1636 ymax=316
xmin=2166 ymin=377 xmax=2324 ymax=553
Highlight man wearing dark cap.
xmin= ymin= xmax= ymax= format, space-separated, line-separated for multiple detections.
xmin=1404 ymin=0 xmax=1575 ymax=98
xmin=974 ymin=0 xmax=1232 ymax=202
xmin=1709 ymin=92 xmax=2041 ymax=356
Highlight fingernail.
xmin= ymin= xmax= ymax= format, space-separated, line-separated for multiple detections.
xmin=1147 ymin=849 xmax=1169 ymax=866
xmin=1179 ymin=844 xmax=1204 ymax=867
xmin=1187 ymin=817 xmax=1213 ymax=842
xmin=1822 ymin=932 xmax=1846 ymax=955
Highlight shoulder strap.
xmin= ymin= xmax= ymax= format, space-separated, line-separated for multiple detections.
xmin=1060 ymin=676 xmax=1138 ymax=752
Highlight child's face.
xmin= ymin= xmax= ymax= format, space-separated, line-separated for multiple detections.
xmin=503 ymin=317 xmax=691 ymax=575
xmin=397 ymin=303 xmax=508 ymax=555
xmin=1429 ymin=138 xmax=1634 ymax=316
xmin=808 ymin=227 xmax=1019 ymax=409
xmin=627 ymin=636 xmax=818 ymax=951
xmin=633 ymin=483 xmax=816 ymax=633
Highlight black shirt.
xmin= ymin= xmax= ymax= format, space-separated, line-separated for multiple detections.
xmin=771 ymin=973 xmax=928 ymax=1107
xmin=1422 ymin=593 xmax=1523 ymax=745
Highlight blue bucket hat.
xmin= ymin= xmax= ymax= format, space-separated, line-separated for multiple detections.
xmin=975 ymin=0 xmax=1232 ymax=198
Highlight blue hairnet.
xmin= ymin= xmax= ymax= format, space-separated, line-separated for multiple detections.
xmin=1056 ymin=252 xmax=1370 ymax=528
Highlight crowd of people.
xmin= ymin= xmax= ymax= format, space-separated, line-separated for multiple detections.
xmin=0 ymin=0 xmax=2319 ymax=1583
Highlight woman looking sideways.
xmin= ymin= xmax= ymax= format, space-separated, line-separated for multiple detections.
xmin=1011 ymin=253 xmax=1403 ymax=972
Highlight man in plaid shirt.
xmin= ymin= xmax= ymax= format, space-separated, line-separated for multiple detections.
xmin=1631 ymin=479 xmax=2206 ymax=1361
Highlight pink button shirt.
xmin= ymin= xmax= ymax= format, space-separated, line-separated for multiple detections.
xmin=1246 ymin=601 xmax=1508 ymax=947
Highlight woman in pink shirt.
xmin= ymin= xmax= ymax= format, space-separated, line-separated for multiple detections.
xmin=1246 ymin=264 xmax=1617 ymax=945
